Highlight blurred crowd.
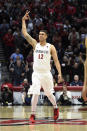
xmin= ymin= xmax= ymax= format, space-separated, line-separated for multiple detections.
xmin=0 ymin=0 xmax=87 ymax=105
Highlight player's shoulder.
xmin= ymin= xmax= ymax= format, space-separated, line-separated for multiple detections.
xmin=49 ymin=44 xmax=56 ymax=54
xmin=50 ymin=44 xmax=55 ymax=50
xmin=36 ymin=42 xmax=40 ymax=46
xmin=47 ymin=43 xmax=54 ymax=47
xmin=34 ymin=42 xmax=40 ymax=49
xmin=46 ymin=42 xmax=51 ymax=47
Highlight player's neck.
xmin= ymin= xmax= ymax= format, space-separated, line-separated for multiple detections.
xmin=40 ymin=41 xmax=47 ymax=46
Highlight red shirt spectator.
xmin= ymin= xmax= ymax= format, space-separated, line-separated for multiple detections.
xmin=26 ymin=50 xmax=33 ymax=64
xmin=3 ymin=29 xmax=14 ymax=47
xmin=54 ymin=21 xmax=63 ymax=31
xmin=48 ymin=8 xmax=54 ymax=15
xmin=54 ymin=0 xmax=63 ymax=7
xmin=66 ymin=5 xmax=76 ymax=15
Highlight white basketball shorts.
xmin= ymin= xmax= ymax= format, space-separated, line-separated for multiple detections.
xmin=28 ymin=71 xmax=54 ymax=96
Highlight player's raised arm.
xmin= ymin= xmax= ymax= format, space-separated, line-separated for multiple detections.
xmin=22 ymin=11 xmax=37 ymax=49
xmin=50 ymin=45 xmax=63 ymax=82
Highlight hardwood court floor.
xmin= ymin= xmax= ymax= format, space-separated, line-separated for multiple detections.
xmin=0 ymin=105 xmax=87 ymax=131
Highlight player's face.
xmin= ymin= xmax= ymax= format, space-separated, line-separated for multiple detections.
xmin=39 ymin=32 xmax=47 ymax=42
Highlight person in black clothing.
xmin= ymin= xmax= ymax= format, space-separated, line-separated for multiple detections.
xmin=57 ymin=84 xmax=72 ymax=106
xmin=9 ymin=56 xmax=25 ymax=86
xmin=24 ymin=63 xmax=33 ymax=84
xmin=70 ymin=75 xmax=83 ymax=86
xmin=1 ymin=85 xmax=13 ymax=106
xmin=22 ymin=78 xmax=31 ymax=105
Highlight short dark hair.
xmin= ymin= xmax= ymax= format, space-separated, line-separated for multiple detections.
xmin=39 ymin=30 xmax=48 ymax=36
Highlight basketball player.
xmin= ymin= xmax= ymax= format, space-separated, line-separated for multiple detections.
xmin=22 ymin=11 xmax=62 ymax=123
xmin=82 ymin=37 xmax=87 ymax=102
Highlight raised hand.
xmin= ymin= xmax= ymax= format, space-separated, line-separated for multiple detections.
xmin=22 ymin=10 xmax=30 ymax=21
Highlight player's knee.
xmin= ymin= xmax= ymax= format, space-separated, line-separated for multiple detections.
xmin=46 ymin=93 xmax=53 ymax=98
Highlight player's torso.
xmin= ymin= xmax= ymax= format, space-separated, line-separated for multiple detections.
xmin=33 ymin=43 xmax=51 ymax=72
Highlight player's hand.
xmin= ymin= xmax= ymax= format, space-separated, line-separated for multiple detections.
xmin=82 ymin=87 xmax=87 ymax=101
xmin=58 ymin=74 xmax=63 ymax=83
xmin=22 ymin=10 xmax=30 ymax=21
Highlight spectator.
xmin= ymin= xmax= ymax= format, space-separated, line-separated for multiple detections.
xmin=61 ymin=55 xmax=72 ymax=82
xmin=68 ymin=27 xmax=79 ymax=47
xmin=22 ymin=78 xmax=31 ymax=105
xmin=64 ymin=45 xmax=73 ymax=58
xmin=1 ymin=85 xmax=13 ymax=106
xmin=13 ymin=28 xmax=25 ymax=51
xmin=0 ymin=6 xmax=10 ymax=24
xmin=71 ymin=62 xmax=82 ymax=80
xmin=27 ymin=19 xmax=33 ymax=33
xmin=9 ymin=59 xmax=15 ymax=83
xmin=10 ymin=48 xmax=24 ymax=62
xmin=66 ymin=4 xmax=76 ymax=16
xmin=57 ymin=84 xmax=72 ymax=105
xmin=70 ymin=75 xmax=83 ymax=86
xmin=3 ymin=28 xmax=15 ymax=58
xmin=63 ymin=20 xmax=71 ymax=32
xmin=33 ymin=14 xmax=43 ymax=27
xmin=26 ymin=49 xmax=33 ymax=65
xmin=0 ymin=19 xmax=9 ymax=39
xmin=79 ymin=27 xmax=86 ymax=43
xmin=24 ymin=63 xmax=33 ymax=84
xmin=9 ymin=57 xmax=25 ymax=86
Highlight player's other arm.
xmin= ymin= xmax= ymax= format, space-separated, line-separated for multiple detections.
xmin=85 ymin=36 xmax=87 ymax=49
xmin=22 ymin=11 xmax=37 ymax=49
xmin=51 ymin=45 xmax=62 ymax=80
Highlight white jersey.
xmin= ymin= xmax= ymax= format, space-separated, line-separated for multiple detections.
xmin=33 ymin=43 xmax=51 ymax=73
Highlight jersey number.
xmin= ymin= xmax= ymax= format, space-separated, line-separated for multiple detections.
xmin=38 ymin=54 xmax=43 ymax=59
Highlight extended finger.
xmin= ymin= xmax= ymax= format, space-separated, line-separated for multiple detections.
xmin=26 ymin=10 xmax=30 ymax=14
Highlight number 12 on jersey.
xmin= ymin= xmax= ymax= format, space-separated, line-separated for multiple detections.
xmin=38 ymin=54 xmax=43 ymax=59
